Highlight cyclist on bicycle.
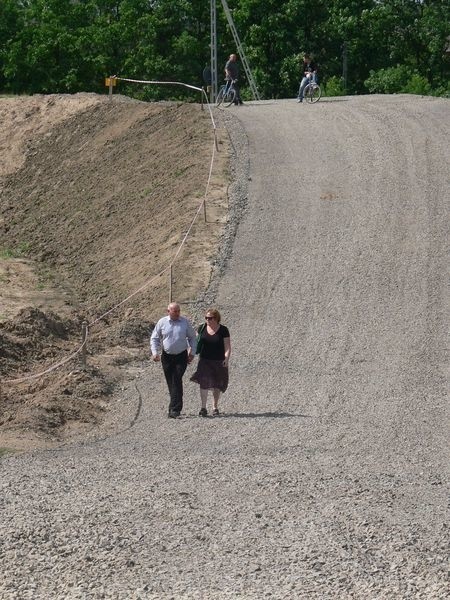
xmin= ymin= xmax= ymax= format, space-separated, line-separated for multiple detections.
xmin=225 ymin=53 xmax=244 ymax=106
xmin=297 ymin=53 xmax=318 ymax=103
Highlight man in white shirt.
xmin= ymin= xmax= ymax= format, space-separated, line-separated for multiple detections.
xmin=150 ymin=302 xmax=196 ymax=418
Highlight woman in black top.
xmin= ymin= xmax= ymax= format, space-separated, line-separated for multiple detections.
xmin=190 ymin=308 xmax=231 ymax=417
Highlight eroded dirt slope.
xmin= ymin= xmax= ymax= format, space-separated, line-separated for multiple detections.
xmin=0 ymin=93 xmax=229 ymax=449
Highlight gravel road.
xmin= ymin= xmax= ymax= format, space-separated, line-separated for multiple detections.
xmin=1 ymin=94 xmax=449 ymax=599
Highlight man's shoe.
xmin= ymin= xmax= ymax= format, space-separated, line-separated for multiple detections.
xmin=212 ymin=408 xmax=220 ymax=416
xmin=168 ymin=411 xmax=180 ymax=418
xmin=199 ymin=408 xmax=208 ymax=417
xmin=297 ymin=98 xmax=303 ymax=103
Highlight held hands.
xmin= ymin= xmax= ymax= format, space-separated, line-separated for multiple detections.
xmin=187 ymin=353 xmax=194 ymax=364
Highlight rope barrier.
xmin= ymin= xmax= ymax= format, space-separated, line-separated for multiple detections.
xmin=172 ymin=139 xmax=216 ymax=264
xmin=3 ymin=341 xmax=87 ymax=384
xmin=3 ymin=79 xmax=222 ymax=386
xmin=116 ymin=77 xmax=202 ymax=92
xmin=88 ymin=268 xmax=170 ymax=328
xmin=114 ymin=77 xmax=217 ymax=133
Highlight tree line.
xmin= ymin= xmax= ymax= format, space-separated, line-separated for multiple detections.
xmin=0 ymin=0 xmax=448 ymax=100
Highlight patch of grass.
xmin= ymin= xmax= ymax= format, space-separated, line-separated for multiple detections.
xmin=0 ymin=447 xmax=13 ymax=458
xmin=141 ymin=183 xmax=163 ymax=199
xmin=17 ymin=241 xmax=31 ymax=256
xmin=0 ymin=241 xmax=31 ymax=259
xmin=0 ymin=248 xmax=15 ymax=259
xmin=36 ymin=266 xmax=56 ymax=290
xmin=174 ymin=166 xmax=189 ymax=178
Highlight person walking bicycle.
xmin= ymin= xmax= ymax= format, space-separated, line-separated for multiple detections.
xmin=216 ymin=79 xmax=239 ymax=107
xmin=225 ymin=53 xmax=244 ymax=105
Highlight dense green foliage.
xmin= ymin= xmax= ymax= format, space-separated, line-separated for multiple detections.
xmin=0 ymin=0 xmax=448 ymax=99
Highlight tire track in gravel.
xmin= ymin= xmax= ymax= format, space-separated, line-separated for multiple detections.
xmin=0 ymin=95 xmax=448 ymax=599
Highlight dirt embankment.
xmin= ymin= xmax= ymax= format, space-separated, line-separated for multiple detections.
xmin=0 ymin=93 xmax=229 ymax=450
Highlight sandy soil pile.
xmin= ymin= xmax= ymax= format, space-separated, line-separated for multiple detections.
xmin=0 ymin=93 xmax=229 ymax=450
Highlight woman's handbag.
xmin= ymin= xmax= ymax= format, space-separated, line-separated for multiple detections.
xmin=195 ymin=323 xmax=206 ymax=355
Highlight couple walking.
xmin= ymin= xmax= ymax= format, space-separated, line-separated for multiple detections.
xmin=150 ymin=302 xmax=231 ymax=418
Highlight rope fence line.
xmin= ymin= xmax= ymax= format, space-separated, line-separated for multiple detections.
xmin=112 ymin=77 xmax=218 ymax=150
xmin=2 ymin=79 xmax=223 ymax=387
xmin=88 ymin=268 xmax=170 ymax=328
xmin=2 ymin=342 xmax=88 ymax=385
xmin=172 ymin=139 xmax=217 ymax=264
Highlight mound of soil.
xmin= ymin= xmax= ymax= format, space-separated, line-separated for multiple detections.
xmin=0 ymin=93 xmax=230 ymax=450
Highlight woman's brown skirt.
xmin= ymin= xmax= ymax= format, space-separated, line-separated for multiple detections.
xmin=190 ymin=358 xmax=229 ymax=392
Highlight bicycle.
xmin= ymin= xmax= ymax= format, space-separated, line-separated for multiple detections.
xmin=303 ymin=80 xmax=322 ymax=103
xmin=216 ymin=80 xmax=237 ymax=107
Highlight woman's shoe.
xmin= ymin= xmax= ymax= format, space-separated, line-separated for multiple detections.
xmin=199 ymin=408 xmax=208 ymax=417
xmin=212 ymin=408 xmax=219 ymax=416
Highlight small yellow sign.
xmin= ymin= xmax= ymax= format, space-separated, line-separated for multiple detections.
xmin=105 ymin=77 xmax=117 ymax=87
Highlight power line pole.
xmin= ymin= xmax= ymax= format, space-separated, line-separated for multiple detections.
xmin=210 ymin=0 xmax=260 ymax=102
xmin=220 ymin=0 xmax=260 ymax=101
xmin=342 ymin=41 xmax=348 ymax=93
xmin=210 ymin=0 xmax=218 ymax=103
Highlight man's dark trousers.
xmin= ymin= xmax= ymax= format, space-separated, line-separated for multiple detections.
xmin=161 ymin=350 xmax=188 ymax=414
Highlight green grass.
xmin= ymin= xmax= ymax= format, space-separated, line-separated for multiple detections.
xmin=36 ymin=265 xmax=56 ymax=290
xmin=0 ymin=447 xmax=13 ymax=458
xmin=174 ymin=166 xmax=189 ymax=178
xmin=0 ymin=248 xmax=15 ymax=259
xmin=0 ymin=241 xmax=31 ymax=259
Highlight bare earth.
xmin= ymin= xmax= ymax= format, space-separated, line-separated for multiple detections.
xmin=0 ymin=93 xmax=449 ymax=599
xmin=0 ymin=93 xmax=229 ymax=450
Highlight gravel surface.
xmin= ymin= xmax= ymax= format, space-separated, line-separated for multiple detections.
xmin=1 ymin=94 xmax=449 ymax=599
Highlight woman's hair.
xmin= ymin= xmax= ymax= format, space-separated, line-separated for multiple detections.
xmin=205 ymin=308 xmax=221 ymax=323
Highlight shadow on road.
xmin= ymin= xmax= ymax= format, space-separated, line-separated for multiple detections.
xmin=221 ymin=411 xmax=312 ymax=419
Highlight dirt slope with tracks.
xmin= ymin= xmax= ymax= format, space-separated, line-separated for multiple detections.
xmin=0 ymin=93 xmax=229 ymax=450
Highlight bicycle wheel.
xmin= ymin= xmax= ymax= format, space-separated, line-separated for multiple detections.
xmin=216 ymin=86 xmax=225 ymax=107
xmin=304 ymin=83 xmax=321 ymax=104
xmin=224 ymin=88 xmax=236 ymax=107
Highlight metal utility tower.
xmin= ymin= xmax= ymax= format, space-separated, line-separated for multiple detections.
xmin=210 ymin=0 xmax=218 ymax=103
xmin=210 ymin=0 xmax=260 ymax=102
xmin=342 ymin=41 xmax=348 ymax=93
